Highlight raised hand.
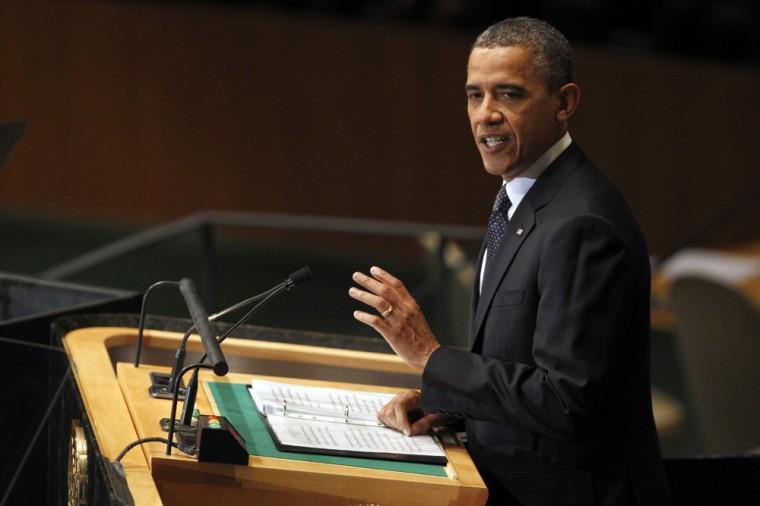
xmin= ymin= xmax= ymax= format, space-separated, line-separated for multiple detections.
xmin=349 ymin=266 xmax=440 ymax=372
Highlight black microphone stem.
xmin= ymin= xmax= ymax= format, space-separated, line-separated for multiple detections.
xmin=167 ymin=283 xmax=284 ymax=392
xmin=134 ymin=280 xmax=180 ymax=367
xmin=179 ymin=284 xmax=291 ymax=426
xmin=216 ymin=283 xmax=292 ymax=345
xmin=208 ymin=285 xmax=281 ymax=321
xmin=167 ymin=363 xmax=214 ymax=456
xmin=179 ymin=279 xmax=227 ymax=376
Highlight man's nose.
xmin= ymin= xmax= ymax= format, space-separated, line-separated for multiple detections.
xmin=478 ymin=97 xmax=503 ymax=124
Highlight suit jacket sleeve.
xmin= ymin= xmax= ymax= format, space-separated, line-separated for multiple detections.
xmin=421 ymin=215 xmax=639 ymax=440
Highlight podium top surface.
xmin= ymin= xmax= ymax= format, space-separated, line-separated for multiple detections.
xmin=63 ymin=326 xmax=487 ymax=505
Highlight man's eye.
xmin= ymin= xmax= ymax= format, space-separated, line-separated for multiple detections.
xmin=499 ymin=91 xmax=520 ymax=99
xmin=467 ymin=93 xmax=483 ymax=101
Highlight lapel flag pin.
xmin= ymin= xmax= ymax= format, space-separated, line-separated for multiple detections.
xmin=516 ymin=228 xmax=524 ymax=236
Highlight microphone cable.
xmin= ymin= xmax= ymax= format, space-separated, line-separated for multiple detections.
xmin=114 ymin=436 xmax=196 ymax=463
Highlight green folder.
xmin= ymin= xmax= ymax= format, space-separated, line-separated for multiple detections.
xmin=207 ymin=382 xmax=447 ymax=477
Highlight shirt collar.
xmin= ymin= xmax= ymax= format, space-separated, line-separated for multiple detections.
xmin=504 ymin=132 xmax=572 ymax=218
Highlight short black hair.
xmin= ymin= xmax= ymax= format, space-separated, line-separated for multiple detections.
xmin=472 ymin=17 xmax=575 ymax=91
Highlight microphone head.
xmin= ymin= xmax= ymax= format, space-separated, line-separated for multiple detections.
xmin=287 ymin=266 xmax=313 ymax=286
xmin=213 ymin=361 xmax=229 ymax=376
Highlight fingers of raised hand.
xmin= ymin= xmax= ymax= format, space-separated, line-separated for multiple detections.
xmin=352 ymin=271 xmax=392 ymax=300
xmin=369 ymin=266 xmax=415 ymax=300
xmin=350 ymin=268 xmax=403 ymax=323
xmin=369 ymin=266 xmax=401 ymax=287
xmin=352 ymin=309 xmax=386 ymax=331
xmin=348 ymin=286 xmax=388 ymax=314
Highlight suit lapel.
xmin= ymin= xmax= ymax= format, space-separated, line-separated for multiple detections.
xmin=468 ymin=142 xmax=586 ymax=352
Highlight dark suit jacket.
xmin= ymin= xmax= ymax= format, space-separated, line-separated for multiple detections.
xmin=421 ymin=143 xmax=671 ymax=506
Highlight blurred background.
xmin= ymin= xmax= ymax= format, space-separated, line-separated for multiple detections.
xmin=1 ymin=0 xmax=759 ymax=500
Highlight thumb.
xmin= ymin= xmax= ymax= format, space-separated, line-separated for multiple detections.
xmin=409 ymin=413 xmax=439 ymax=436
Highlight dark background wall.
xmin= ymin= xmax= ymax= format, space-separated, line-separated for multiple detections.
xmin=0 ymin=0 xmax=758 ymax=255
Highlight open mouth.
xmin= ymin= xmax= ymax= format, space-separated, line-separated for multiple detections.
xmin=480 ymin=135 xmax=509 ymax=148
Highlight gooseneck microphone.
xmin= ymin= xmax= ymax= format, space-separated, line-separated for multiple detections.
xmin=176 ymin=267 xmax=312 ymax=427
xmin=209 ymin=266 xmax=311 ymax=324
xmin=210 ymin=266 xmax=313 ymax=348
xmin=127 ymin=271 xmax=314 ymax=459
xmin=165 ymin=267 xmax=312 ymax=392
xmin=165 ymin=278 xmax=232 ymax=455
xmin=135 ymin=266 xmax=312 ymax=368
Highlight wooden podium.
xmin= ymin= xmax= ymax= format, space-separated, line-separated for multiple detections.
xmin=63 ymin=327 xmax=487 ymax=505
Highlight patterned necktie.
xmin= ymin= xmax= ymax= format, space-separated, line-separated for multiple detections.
xmin=485 ymin=185 xmax=511 ymax=270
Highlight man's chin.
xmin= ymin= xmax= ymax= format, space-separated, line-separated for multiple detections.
xmin=482 ymin=160 xmax=510 ymax=178
xmin=482 ymin=158 xmax=531 ymax=181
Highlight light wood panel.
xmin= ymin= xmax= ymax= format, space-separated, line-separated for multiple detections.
xmin=62 ymin=328 xmax=163 ymax=505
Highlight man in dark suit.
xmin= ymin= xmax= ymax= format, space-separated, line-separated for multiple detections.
xmin=349 ymin=17 xmax=670 ymax=505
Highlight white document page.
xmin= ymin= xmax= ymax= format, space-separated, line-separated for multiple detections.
xmin=250 ymin=379 xmax=395 ymax=426
xmin=266 ymin=414 xmax=446 ymax=459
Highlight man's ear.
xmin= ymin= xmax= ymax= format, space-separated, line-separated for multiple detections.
xmin=556 ymin=83 xmax=581 ymax=123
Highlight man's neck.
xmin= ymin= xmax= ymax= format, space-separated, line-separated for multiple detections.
xmin=502 ymin=131 xmax=572 ymax=183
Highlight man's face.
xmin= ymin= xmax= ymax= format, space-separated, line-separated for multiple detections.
xmin=466 ymin=46 xmax=564 ymax=180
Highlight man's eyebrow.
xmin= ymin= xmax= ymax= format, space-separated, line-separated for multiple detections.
xmin=495 ymin=83 xmax=526 ymax=93
xmin=464 ymin=83 xmax=527 ymax=93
